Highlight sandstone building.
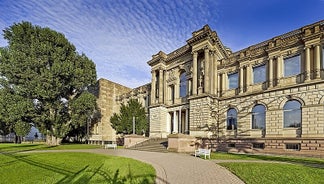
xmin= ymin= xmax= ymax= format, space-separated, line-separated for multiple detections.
xmin=94 ymin=20 xmax=324 ymax=156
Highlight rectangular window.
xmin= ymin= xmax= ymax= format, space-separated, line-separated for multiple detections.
xmin=285 ymin=143 xmax=301 ymax=151
xmin=284 ymin=55 xmax=301 ymax=77
xmin=252 ymin=143 xmax=265 ymax=149
xmin=253 ymin=64 xmax=266 ymax=84
xmin=227 ymin=143 xmax=235 ymax=148
xmin=170 ymin=85 xmax=175 ymax=104
xmin=228 ymin=72 xmax=238 ymax=89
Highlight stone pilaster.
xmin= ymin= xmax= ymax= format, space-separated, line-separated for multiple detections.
xmin=305 ymin=46 xmax=311 ymax=81
xmin=239 ymin=66 xmax=244 ymax=93
xmin=192 ymin=51 xmax=198 ymax=95
xmin=315 ymin=44 xmax=321 ymax=79
xmin=151 ymin=70 xmax=156 ymax=104
xmin=268 ymin=57 xmax=273 ymax=87
xmin=159 ymin=69 xmax=164 ymax=103
xmin=204 ymin=47 xmax=210 ymax=93
xmin=277 ymin=56 xmax=283 ymax=85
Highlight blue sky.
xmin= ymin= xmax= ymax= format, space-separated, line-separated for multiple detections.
xmin=0 ymin=0 xmax=323 ymax=88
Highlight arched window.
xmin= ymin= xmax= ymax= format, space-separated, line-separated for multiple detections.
xmin=283 ymin=100 xmax=301 ymax=128
xmin=179 ymin=72 xmax=187 ymax=97
xmin=227 ymin=108 xmax=237 ymax=130
xmin=252 ymin=104 xmax=266 ymax=129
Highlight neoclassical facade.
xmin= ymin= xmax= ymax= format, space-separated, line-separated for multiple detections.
xmin=147 ymin=20 xmax=324 ymax=155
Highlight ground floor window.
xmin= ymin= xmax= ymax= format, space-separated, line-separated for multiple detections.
xmin=251 ymin=104 xmax=266 ymax=129
xmin=283 ymin=100 xmax=301 ymax=128
xmin=227 ymin=108 xmax=237 ymax=130
xmin=285 ymin=143 xmax=301 ymax=151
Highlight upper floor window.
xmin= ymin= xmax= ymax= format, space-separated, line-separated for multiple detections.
xmin=252 ymin=104 xmax=266 ymax=129
xmin=283 ymin=100 xmax=301 ymax=128
xmin=228 ymin=72 xmax=238 ymax=89
xmin=179 ymin=72 xmax=187 ymax=97
xmin=253 ymin=64 xmax=266 ymax=84
xmin=284 ymin=55 xmax=301 ymax=77
xmin=155 ymin=71 xmax=159 ymax=98
xmin=227 ymin=108 xmax=237 ymax=130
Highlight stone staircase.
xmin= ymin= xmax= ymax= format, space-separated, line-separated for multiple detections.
xmin=127 ymin=138 xmax=168 ymax=153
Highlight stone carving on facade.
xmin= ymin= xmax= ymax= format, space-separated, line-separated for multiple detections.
xmin=166 ymin=69 xmax=177 ymax=83
xmin=199 ymin=60 xmax=205 ymax=88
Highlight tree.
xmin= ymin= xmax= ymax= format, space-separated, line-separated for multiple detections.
xmin=0 ymin=21 xmax=97 ymax=145
xmin=111 ymin=99 xmax=148 ymax=135
xmin=0 ymin=88 xmax=34 ymax=143
xmin=68 ymin=91 xmax=97 ymax=141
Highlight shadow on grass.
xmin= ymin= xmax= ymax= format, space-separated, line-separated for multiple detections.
xmin=2 ymin=153 xmax=156 ymax=184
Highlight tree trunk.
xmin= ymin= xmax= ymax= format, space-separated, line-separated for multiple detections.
xmin=46 ymin=135 xmax=62 ymax=146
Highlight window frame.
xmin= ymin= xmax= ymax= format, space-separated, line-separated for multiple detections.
xmin=251 ymin=104 xmax=266 ymax=129
xmin=253 ymin=64 xmax=266 ymax=84
xmin=283 ymin=100 xmax=302 ymax=128
xmin=283 ymin=54 xmax=301 ymax=77
xmin=179 ymin=72 xmax=187 ymax=97
xmin=228 ymin=72 xmax=239 ymax=90
xmin=227 ymin=108 xmax=237 ymax=130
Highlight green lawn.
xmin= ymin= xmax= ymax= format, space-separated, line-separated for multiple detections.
xmin=0 ymin=152 xmax=155 ymax=184
xmin=0 ymin=143 xmax=101 ymax=153
xmin=212 ymin=152 xmax=324 ymax=184
xmin=220 ymin=162 xmax=324 ymax=184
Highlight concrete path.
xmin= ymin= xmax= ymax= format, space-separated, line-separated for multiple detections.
xmin=88 ymin=149 xmax=244 ymax=184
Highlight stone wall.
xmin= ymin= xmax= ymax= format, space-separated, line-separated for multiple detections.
xmin=89 ymin=78 xmax=131 ymax=144
xmin=149 ymin=105 xmax=168 ymax=138
xmin=217 ymin=82 xmax=324 ymax=139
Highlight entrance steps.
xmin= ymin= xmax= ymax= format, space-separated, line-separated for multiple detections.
xmin=126 ymin=138 xmax=168 ymax=153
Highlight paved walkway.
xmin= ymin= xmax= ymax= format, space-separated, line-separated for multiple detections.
xmin=87 ymin=149 xmax=244 ymax=184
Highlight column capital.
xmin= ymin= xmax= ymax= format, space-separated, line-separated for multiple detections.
xmin=204 ymin=45 xmax=210 ymax=51
xmin=191 ymin=51 xmax=198 ymax=55
xmin=304 ymin=45 xmax=311 ymax=50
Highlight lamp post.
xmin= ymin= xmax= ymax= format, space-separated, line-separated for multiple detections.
xmin=132 ymin=116 xmax=135 ymax=135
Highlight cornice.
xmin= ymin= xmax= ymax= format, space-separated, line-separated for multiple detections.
xmin=221 ymin=19 xmax=324 ymax=68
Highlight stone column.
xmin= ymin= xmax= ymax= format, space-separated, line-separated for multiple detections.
xmin=268 ymin=57 xmax=273 ymax=87
xmin=210 ymin=51 xmax=214 ymax=95
xmin=204 ymin=47 xmax=210 ymax=93
xmin=222 ymin=72 xmax=227 ymax=92
xmin=158 ymin=69 xmax=164 ymax=103
xmin=151 ymin=70 xmax=156 ymax=104
xmin=213 ymin=53 xmax=218 ymax=96
xmin=164 ymin=70 xmax=168 ymax=103
xmin=277 ymin=56 xmax=283 ymax=85
xmin=188 ymin=80 xmax=192 ymax=96
xmin=315 ymin=44 xmax=321 ymax=79
xmin=173 ymin=111 xmax=178 ymax=133
xmin=239 ymin=66 xmax=244 ymax=93
xmin=175 ymin=74 xmax=180 ymax=99
xmin=305 ymin=46 xmax=311 ymax=81
xmin=185 ymin=109 xmax=189 ymax=134
xmin=246 ymin=65 xmax=252 ymax=89
xmin=178 ymin=109 xmax=182 ymax=133
xmin=192 ymin=51 xmax=198 ymax=95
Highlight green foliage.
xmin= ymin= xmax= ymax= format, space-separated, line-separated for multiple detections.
xmin=0 ymin=152 xmax=155 ymax=184
xmin=0 ymin=88 xmax=34 ymax=136
xmin=111 ymin=99 xmax=148 ymax=135
xmin=0 ymin=21 xmax=97 ymax=144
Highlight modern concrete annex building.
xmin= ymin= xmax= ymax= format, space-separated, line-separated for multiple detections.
xmin=93 ymin=20 xmax=324 ymax=156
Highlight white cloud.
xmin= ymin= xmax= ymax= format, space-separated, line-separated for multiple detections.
xmin=0 ymin=0 xmax=220 ymax=88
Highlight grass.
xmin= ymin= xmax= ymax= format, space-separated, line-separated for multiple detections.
xmin=0 ymin=152 xmax=155 ymax=184
xmin=0 ymin=143 xmax=101 ymax=153
xmin=211 ymin=152 xmax=324 ymax=165
xmin=212 ymin=152 xmax=324 ymax=184
xmin=220 ymin=162 xmax=324 ymax=184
